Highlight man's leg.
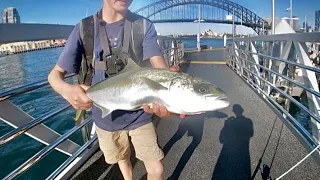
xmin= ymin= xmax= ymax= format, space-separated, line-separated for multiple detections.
xmin=118 ymin=158 xmax=133 ymax=180
xmin=143 ymin=160 xmax=164 ymax=180
xmin=129 ymin=122 xmax=164 ymax=180
xmin=95 ymin=126 xmax=133 ymax=180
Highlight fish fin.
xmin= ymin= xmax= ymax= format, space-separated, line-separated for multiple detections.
xmin=94 ymin=103 xmax=112 ymax=118
xmin=141 ymin=77 xmax=168 ymax=91
xmin=74 ymin=110 xmax=86 ymax=122
xmin=119 ymin=58 xmax=142 ymax=73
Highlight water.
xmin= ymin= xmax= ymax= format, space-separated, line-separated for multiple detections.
xmin=0 ymin=48 xmax=84 ymax=180
xmin=178 ymin=37 xmax=232 ymax=50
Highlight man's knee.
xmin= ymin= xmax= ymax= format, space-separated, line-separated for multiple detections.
xmin=145 ymin=160 xmax=164 ymax=176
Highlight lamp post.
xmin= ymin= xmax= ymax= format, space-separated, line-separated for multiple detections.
xmin=197 ymin=4 xmax=201 ymax=51
xmin=286 ymin=0 xmax=293 ymax=28
xmin=271 ymin=0 xmax=275 ymax=34
xmin=232 ymin=8 xmax=235 ymax=40
xmin=290 ymin=0 xmax=293 ymax=27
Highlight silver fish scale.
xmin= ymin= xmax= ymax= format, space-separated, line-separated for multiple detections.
xmin=85 ymin=68 xmax=220 ymax=115
xmin=86 ymin=68 xmax=184 ymax=111
xmin=129 ymin=68 xmax=195 ymax=88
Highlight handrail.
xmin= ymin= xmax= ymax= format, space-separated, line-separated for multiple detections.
xmin=163 ymin=47 xmax=179 ymax=51
xmin=0 ymin=104 xmax=71 ymax=146
xmin=236 ymin=61 xmax=319 ymax=142
xmin=233 ymin=32 xmax=320 ymax=42
xmin=235 ymin=55 xmax=320 ymax=99
xmin=0 ymin=73 xmax=75 ymax=102
xmin=235 ymin=49 xmax=320 ymax=74
xmin=3 ymin=117 xmax=93 ymax=180
xmin=229 ymin=62 xmax=319 ymax=147
xmin=227 ymin=36 xmax=320 ymax=148
xmin=46 ymin=134 xmax=98 ymax=180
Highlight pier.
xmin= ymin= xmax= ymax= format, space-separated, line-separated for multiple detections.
xmin=67 ymin=49 xmax=320 ymax=180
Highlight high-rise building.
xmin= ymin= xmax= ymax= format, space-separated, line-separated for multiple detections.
xmin=301 ymin=22 xmax=312 ymax=32
xmin=1 ymin=9 xmax=8 ymax=23
xmin=303 ymin=22 xmax=308 ymax=29
xmin=1 ymin=7 xmax=20 ymax=24
xmin=315 ymin=10 xmax=320 ymax=32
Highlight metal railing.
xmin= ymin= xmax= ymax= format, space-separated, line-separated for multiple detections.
xmin=46 ymin=134 xmax=98 ymax=180
xmin=0 ymin=104 xmax=71 ymax=146
xmin=161 ymin=39 xmax=185 ymax=67
xmin=0 ymin=36 xmax=185 ymax=180
xmin=226 ymin=32 xmax=320 ymax=153
xmin=3 ymin=118 xmax=93 ymax=180
xmin=0 ymin=73 xmax=75 ymax=101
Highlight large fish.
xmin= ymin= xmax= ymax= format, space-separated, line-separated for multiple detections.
xmin=86 ymin=60 xmax=230 ymax=118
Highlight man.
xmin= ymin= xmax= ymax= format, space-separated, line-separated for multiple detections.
xmin=48 ymin=0 xmax=185 ymax=180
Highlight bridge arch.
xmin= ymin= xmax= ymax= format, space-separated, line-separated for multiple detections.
xmin=134 ymin=0 xmax=270 ymax=35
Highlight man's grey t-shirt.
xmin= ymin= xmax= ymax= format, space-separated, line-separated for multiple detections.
xmin=56 ymin=14 xmax=163 ymax=131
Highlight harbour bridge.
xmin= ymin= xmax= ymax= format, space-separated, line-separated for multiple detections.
xmin=134 ymin=0 xmax=270 ymax=35
xmin=0 ymin=0 xmax=270 ymax=45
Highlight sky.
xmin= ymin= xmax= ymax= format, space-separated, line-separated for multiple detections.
xmin=1 ymin=0 xmax=319 ymax=35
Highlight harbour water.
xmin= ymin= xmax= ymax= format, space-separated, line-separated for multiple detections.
xmin=0 ymin=37 xmax=308 ymax=179
xmin=0 ymin=47 xmax=84 ymax=180
xmin=177 ymin=37 xmax=232 ymax=50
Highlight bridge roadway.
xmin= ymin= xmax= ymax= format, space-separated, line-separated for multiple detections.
xmin=70 ymin=50 xmax=320 ymax=180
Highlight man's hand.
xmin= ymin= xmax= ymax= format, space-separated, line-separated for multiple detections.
xmin=142 ymin=103 xmax=186 ymax=119
xmin=48 ymin=65 xmax=93 ymax=111
xmin=169 ymin=64 xmax=180 ymax=72
xmin=143 ymin=103 xmax=172 ymax=118
xmin=61 ymin=84 xmax=93 ymax=110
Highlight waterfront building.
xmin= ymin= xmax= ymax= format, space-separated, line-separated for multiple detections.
xmin=0 ymin=39 xmax=66 ymax=54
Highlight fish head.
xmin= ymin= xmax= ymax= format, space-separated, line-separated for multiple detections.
xmin=168 ymin=75 xmax=230 ymax=114
xmin=187 ymin=78 xmax=230 ymax=113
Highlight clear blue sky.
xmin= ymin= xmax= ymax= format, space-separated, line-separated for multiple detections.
xmin=1 ymin=0 xmax=319 ymax=35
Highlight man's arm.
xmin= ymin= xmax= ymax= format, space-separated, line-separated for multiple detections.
xmin=149 ymin=55 xmax=167 ymax=68
xmin=48 ymin=23 xmax=92 ymax=110
xmin=48 ymin=65 xmax=92 ymax=110
xmin=150 ymin=55 xmax=180 ymax=71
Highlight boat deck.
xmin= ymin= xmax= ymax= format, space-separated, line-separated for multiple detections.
xmin=70 ymin=50 xmax=320 ymax=180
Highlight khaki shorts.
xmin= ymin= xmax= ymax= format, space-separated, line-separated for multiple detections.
xmin=95 ymin=122 xmax=164 ymax=164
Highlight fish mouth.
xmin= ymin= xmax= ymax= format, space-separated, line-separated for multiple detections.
xmin=217 ymin=95 xmax=228 ymax=100
xmin=205 ymin=94 xmax=229 ymax=103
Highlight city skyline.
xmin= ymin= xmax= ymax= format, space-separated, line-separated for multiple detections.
xmin=0 ymin=0 xmax=319 ymax=35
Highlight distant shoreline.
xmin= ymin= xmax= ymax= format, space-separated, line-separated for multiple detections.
xmin=167 ymin=35 xmax=248 ymax=38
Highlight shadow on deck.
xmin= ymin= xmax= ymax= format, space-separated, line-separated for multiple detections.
xmin=70 ymin=50 xmax=320 ymax=180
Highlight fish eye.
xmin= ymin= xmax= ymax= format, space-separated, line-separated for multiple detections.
xmin=199 ymin=87 xmax=207 ymax=93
